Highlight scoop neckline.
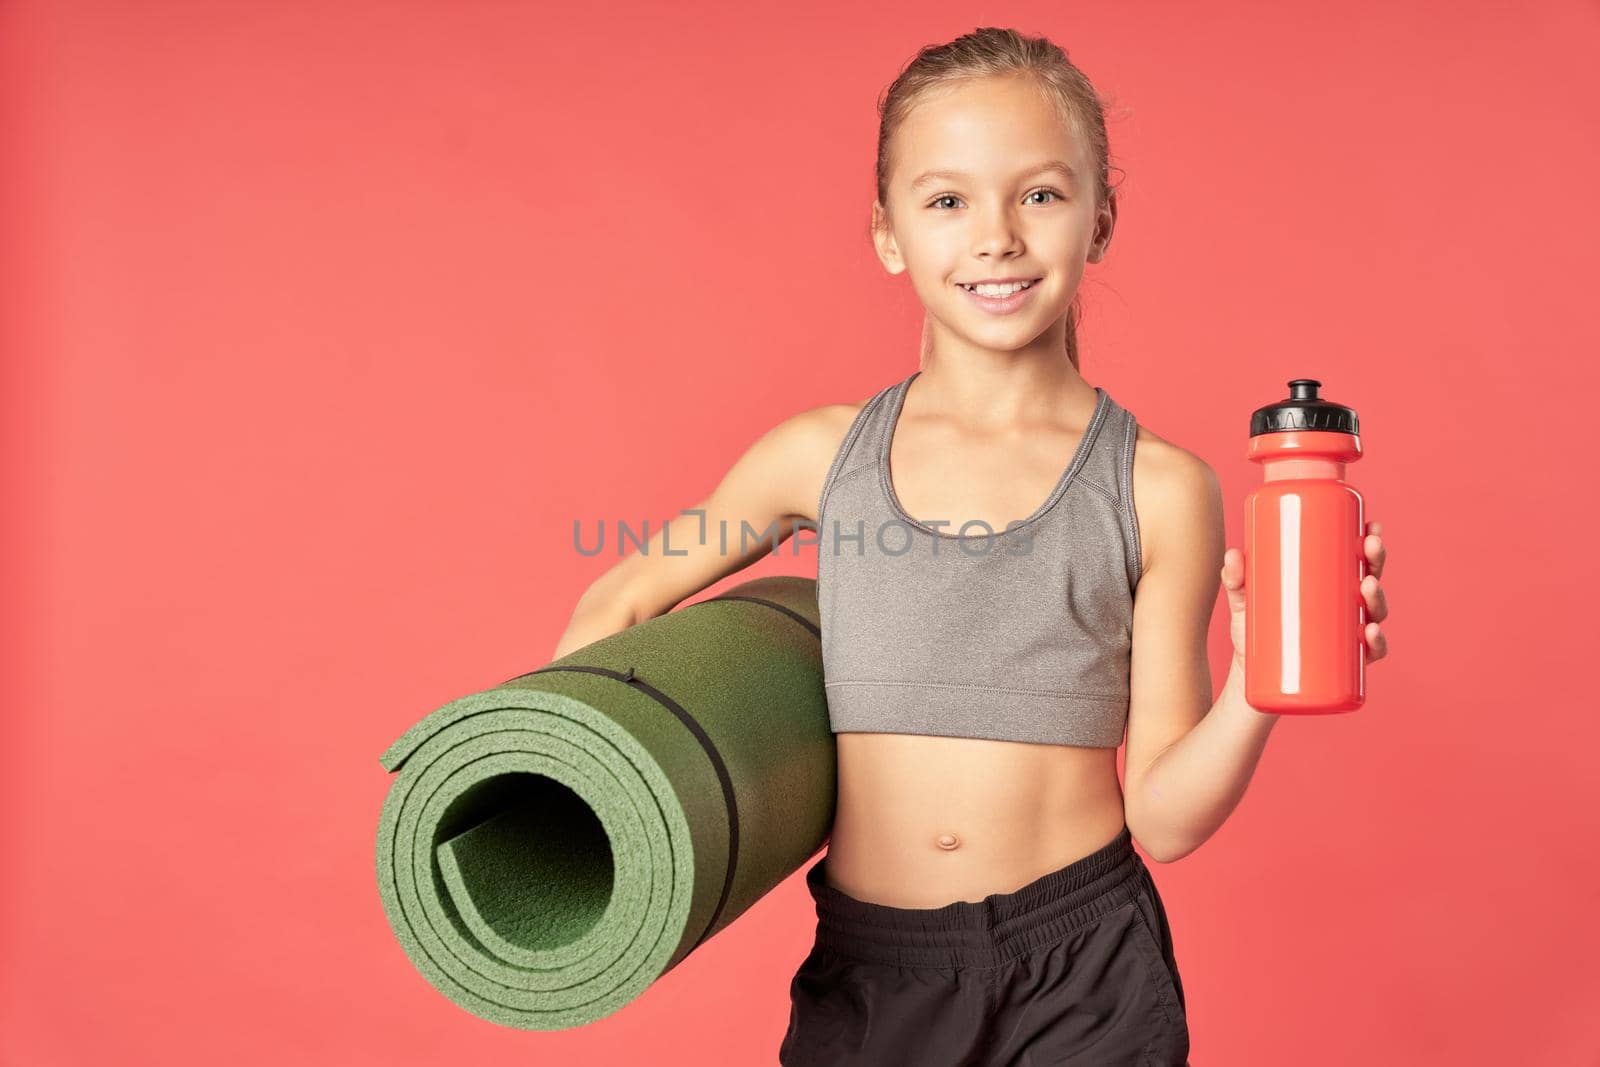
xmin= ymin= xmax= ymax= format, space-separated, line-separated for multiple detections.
xmin=877 ymin=369 xmax=1111 ymax=541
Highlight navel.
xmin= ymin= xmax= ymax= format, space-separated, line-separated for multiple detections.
xmin=935 ymin=832 xmax=961 ymax=851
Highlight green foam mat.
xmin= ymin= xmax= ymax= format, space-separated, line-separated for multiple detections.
xmin=374 ymin=575 xmax=835 ymax=1030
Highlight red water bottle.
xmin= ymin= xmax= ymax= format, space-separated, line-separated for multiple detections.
xmin=1243 ymin=379 xmax=1366 ymax=714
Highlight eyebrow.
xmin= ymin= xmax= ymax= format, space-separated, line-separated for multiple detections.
xmin=909 ymin=160 xmax=1078 ymax=190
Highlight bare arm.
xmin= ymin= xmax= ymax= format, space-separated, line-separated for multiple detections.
xmin=1122 ymin=446 xmax=1277 ymax=864
xmin=548 ymin=401 xmax=856 ymax=661
xmin=1127 ymin=467 xmax=1391 ymax=862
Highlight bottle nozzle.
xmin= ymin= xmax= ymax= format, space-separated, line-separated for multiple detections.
xmin=1250 ymin=378 xmax=1359 ymax=437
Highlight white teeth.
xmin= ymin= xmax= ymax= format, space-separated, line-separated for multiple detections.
xmin=962 ymin=280 xmax=1034 ymax=297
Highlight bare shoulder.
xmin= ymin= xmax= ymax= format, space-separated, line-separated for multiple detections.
xmin=1129 ymin=423 xmax=1224 ymax=573
xmin=749 ymin=395 xmax=870 ymax=525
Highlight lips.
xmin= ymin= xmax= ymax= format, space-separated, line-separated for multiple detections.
xmin=956 ymin=278 xmax=1043 ymax=316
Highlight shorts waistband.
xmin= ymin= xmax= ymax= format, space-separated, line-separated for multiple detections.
xmin=804 ymin=824 xmax=1143 ymax=969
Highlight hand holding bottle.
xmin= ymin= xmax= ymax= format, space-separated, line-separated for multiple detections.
xmin=1222 ymin=521 xmax=1390 ymax=675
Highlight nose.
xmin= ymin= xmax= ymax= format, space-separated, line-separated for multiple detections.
xmin=970 ymin=201 xmax=1025 ymax=259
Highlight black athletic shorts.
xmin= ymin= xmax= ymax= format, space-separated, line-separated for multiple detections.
xmin=779 ymin=824 xmax=1189 ymax=1066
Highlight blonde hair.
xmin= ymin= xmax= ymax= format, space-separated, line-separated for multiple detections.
xmin=872 ymin=27 xmax=1122 ymax=370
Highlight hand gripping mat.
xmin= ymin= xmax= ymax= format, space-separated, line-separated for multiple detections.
xmin=374 ymin=575 xmax=835 ymax=1030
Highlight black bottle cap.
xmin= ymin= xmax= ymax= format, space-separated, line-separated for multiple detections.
xmin=1250 ymin=379 xmax=1360 ymax=437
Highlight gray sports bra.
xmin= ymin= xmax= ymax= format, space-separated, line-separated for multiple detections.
xmin=814 ymin=369 xmax=1143 ymax=748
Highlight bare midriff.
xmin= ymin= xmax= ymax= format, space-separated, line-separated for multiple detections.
xmin=823 ymin=732 xmax=1128 ymax=908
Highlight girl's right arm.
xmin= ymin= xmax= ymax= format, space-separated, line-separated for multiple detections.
xmin=548 ymin=400 xmax=860 ymax=661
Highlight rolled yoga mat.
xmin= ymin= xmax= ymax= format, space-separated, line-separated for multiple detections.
xmin=374 ymin=574 xmax=834 ymax=1030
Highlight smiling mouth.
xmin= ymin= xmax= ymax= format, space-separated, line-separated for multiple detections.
xmin=957 ymin=279 xmax=1041 ymax=293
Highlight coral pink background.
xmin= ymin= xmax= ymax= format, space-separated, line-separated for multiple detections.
xmin=3 ymin=2 xmax=1596 ymax=1064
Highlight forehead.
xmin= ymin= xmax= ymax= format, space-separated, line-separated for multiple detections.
xmin=893 ymin=76 xmax=1088 ymax=186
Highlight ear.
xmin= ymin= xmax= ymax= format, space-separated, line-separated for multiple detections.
xmin=1087 ymin=189 xmax=1118 ymax=264
xmin=871 ymin=200 xmax=907 ymax=276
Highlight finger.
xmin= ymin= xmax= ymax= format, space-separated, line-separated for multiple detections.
xmin=1222 ymin=548 xmax=1245 ymax=590
xmin=1364 ymin=533 xmax=1386 ymax=579
xmin=1367 ymin=520 xmax=1383 ymax=537
xmin=1364 ymin=622 xmax=1388 ymax=663
xmin=1361 ymin=574 xmax=1389 ymax=622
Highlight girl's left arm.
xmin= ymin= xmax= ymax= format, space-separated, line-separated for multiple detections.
xmin=1120 ymin=450 xmax=1390 ymax=864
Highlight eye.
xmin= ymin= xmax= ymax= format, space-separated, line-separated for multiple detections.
xmin=926 ymin=188 xmax=1066 ymax=211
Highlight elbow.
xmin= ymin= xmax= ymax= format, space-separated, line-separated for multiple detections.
xmin=551 ymin=581 xmax=643 ymax=662
xmin=578 ymin=561 xmax=657 ymax=627
xmin=1135 ymin=839 xmax=1184 ymax=865
xmin=577 ymin=576 xmax=642 ymax=624
xmin=1140 ymin=833 xmax=1200 ymax=865
xmin=1142 ymin=843 xmax=1194 ymax=865
xmin=1127 ymin=815 xmax=1188 ymax=865
xmin=1135 ymin=838 xmax=1176 ymax=865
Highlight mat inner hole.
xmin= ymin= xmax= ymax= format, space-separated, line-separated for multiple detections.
xmin=434 ymin=773 xmax=615 ymax=952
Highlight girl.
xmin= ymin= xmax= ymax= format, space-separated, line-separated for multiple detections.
xmin=553 ymin=26 xmax=1391 ymax=1066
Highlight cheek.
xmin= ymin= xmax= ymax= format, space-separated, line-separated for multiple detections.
xmin=898 ymin=239 xmax=963 ymax=292
xmin=904 ymin=227 xmax=964 ymax=265
xmin=1048 ymin=214 xmax=1099 ymax=256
